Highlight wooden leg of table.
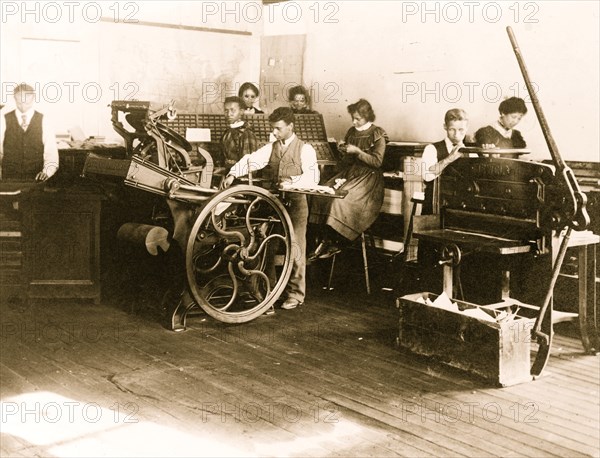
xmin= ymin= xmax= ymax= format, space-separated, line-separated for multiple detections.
xmin=501 ymin=270 xmax=511 ymax=300
xmin=578 ymin=244 xmax=599 ymax=353
xmin=443 ymin=265 xmax=453 ymax=298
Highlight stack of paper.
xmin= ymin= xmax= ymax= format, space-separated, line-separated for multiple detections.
xmin=429 ymin=292 xmax=460 ymax=312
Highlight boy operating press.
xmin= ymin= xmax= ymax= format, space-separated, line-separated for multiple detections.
xmin=420 ymin=108 xmax=469 ymax=215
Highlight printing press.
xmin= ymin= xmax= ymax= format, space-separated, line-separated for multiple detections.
xmin=400 ymin=153 xmax=596 ymax=385
xmin=84 ymin=100 xmax=296 ymax=330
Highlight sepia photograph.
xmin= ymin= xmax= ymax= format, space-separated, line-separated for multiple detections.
xmin=1 ymin=1 xmax=598 ymax=456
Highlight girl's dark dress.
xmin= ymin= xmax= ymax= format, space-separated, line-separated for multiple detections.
xmin=220 ymin=121 xmax=258 ymax=166
xmin=244 ymin=107 xmax=264 ymax=114
xmin=475 ymin=125 xmax=526 ymax=149
xmin=310 ymin=124 xmax=387 ymax=241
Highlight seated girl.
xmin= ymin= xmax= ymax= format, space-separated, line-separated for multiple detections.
xmin=308 ymin=99 xmax=387 ymax=260
xmin=475 ymin=96 xmax=528 ymax=149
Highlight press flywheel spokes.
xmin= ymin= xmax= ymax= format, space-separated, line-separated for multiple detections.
xmin=186 ymin=185 xmax=294 ymax=323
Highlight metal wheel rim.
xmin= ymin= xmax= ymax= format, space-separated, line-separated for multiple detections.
xmin=185 ymin=185 xmax=294 ymax=323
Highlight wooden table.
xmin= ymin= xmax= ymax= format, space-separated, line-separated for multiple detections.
xmin=564 ymin=231 xmax=600 ymax=353
xmin=1 ymin=180 xmax=104 ymax=304
xmin=413 ymin=228 xmax=600 ymax=353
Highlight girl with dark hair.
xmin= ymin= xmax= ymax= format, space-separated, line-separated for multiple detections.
xmin=308 ymin=99 xmax=387 ymax=260
xmin=475 ymin=96 xmax=528 ymax=149
xmin=238 ymin=82 xmax=264 ymax=114
xmin=288 ymin=85 xmax=317 ymax=114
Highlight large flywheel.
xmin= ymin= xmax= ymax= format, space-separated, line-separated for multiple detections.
xmin=185 ymin=185 xmax=294 ymax=323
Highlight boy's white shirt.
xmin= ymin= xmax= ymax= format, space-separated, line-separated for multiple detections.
xmin=227 ymin=133 xmax=320 ymax=188
xmin=420 ymin=137 xmax=462 ymax=183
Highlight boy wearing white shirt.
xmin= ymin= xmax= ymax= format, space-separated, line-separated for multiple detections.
xmin=420 ymin=108 xmax=469 ymax=214
xmin=0 ymin=83 xmax=59 ymax=181
xmin=222 ymin=107 xmax=319 ymax=310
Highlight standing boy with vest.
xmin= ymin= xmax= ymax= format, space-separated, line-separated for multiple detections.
xmin=222 ymin=107 xmax=320 ymax=310
xmin=1 ymin=83 xmax=59 ymax=181
xmin=420 ymin=108 xmax=469 ymax=214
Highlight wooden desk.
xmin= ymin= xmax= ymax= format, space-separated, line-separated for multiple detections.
xmin=413 ymin=229 xmax=533 ymax=299
xmin=23 ymin=188 xmax=104 ymax=303
xmin=563 ymin=232 xmax=599 ymax=353
xmin=415 ymin=229 xmax=533 ymax=255
xmin=58 ymin=145 xmax=126 ymax=177
xmin=414 ymin=229 xmax=599 ymax=353
xmin=1 ymin=181 xmax=104 ymax=304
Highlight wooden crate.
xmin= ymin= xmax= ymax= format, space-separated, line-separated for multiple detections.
xmin=396 ymin=292 xmax=536 ymax=387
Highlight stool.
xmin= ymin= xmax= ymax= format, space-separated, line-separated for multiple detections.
xmin=324 ymin=231 xmax=372 ymax=294
xmin=323 ymin=194 xmax=425 ymax=295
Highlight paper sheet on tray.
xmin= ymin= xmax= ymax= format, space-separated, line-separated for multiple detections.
xmin=280 ymin=184 xmax=336 ymax=194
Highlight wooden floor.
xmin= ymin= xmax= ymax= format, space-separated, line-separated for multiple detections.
xmin=1 ymin=277 xmax=599 ymax=457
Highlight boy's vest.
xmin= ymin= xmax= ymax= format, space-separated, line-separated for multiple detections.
xmin=3 ymin=110 xmax=44 ymax=180
xmin=268 ymin=136 xmax=304 ymax=186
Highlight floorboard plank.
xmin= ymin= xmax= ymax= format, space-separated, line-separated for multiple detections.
xmin=1 ymin=286 xmax=598 ymax=458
